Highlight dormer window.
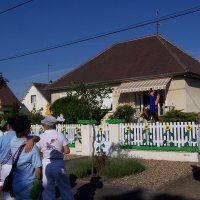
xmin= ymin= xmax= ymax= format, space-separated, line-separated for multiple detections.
xmin=31 ymin=95 xmax=36 ymax=104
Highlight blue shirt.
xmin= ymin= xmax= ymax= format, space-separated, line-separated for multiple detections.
xmin=149 ymin=95 xmax=157 ymax=112
xmin=0 ymin=130 xmax=16 ymax=165
xmin=10 ymin=136 xmax=42 ymax=192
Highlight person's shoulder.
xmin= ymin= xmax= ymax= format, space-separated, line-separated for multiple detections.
xmin=9 ymin=135 xmax=19 ymax=146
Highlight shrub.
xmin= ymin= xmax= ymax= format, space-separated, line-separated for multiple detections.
xmin=51 ymin=96 xmax=109 ymax=124
xmin=67 ymin=158 xmax=92 ymax=178
xmin=101 ymin=157 xmax=145 ymax=179
xmin=160 ymin=109 xmax=197 ymax=122
xmin=26 ymin=112 xmax=43 ymax=124
xmin=109 ymin=104 xmax=135 ymax=123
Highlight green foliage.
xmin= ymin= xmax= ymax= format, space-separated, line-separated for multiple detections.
xmin=51 ymin=95 xmax=90 ymax=124
xmin=67 ymin=158 xmax=92 ymax=178
xmin=0 ymin=73 xmax=8 ymax=88
xmin=160 ymin=109 xmax=197 ymax=122
xmin=71 ymin=82 xmax=112 ymax=115
xmin=101 ymin=157 xmax=145 ymax=179
xmin=6 ymin=102 xmax=20 ymax=118
xmin=27 ymin=112 xmax=43 ymax=124
xmin=109 ymin=104 xmax=135 ymax=123
xmin=51 ymin=83 xmax=112 ymax=124
xmin=67 ymin=157 xmax=145 ymax=179
xmin=26 ymin=106 xmax=43 ymax=124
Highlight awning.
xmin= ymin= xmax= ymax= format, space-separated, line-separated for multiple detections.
xmin=114 ymin=77 xmax=171 ymax=93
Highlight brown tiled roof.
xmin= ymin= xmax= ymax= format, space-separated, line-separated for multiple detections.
xmin=47 ymin=35 xmax=200 ymax=90
xmin=32 ymin=83 xmax=51 ymax=102
xmin=0 ymin=86 xmax=19 ymax=106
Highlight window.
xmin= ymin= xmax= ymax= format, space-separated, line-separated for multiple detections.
xmin=31 ymin=95 xmax=36 ymax=104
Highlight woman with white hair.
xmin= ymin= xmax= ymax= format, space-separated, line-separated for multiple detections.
xmin=37 ymin=115 xmax=74 ymax=200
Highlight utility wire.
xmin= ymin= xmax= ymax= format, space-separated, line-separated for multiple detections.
xmin=0 ymin=5 xmax=200 ymax=62
xmin=0 ymin=0 xmax=33 ymax=15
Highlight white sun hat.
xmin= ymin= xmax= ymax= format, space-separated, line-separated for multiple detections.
xmin=41 ymin=115 xmax=57 ymax=126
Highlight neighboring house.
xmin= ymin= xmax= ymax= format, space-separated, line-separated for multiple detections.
xmin=0 ymin=86 xmax=20 ymax=113
xmin=46 ymin=35 xmax=200 ymax=116
xmin=21 ymin=83 xmax=51 ymax=115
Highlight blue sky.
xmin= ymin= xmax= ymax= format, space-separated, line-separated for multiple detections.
xmin=1 ymin=0 xmax=200 ymax=99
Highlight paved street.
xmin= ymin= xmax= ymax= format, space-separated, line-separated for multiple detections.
xmin=2 ymin=170 xmax=200 ymax=200
xmin=71 ymin=170 xmax=200 ymax=200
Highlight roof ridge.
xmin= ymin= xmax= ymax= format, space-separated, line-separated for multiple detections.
xmin=157 ymin=35 xmax=189 ymax=72
xmin=47 ymin=35 xmax=158 ymax=89
xmin=116 ymin=34 xmax=158 ymax=45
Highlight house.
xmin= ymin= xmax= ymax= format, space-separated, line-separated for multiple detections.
xmin=21 ymin=83 xmax=51 ymax=115
xmin=46 ymin=35 xmax=200 ymax=116
xmin=0 ymin=85 xmax=20 ymax=113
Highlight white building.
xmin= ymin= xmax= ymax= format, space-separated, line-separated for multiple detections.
xmin=21 ymin=83 xmax=51 ymax=115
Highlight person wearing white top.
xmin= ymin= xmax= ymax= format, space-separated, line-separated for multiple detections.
xmin=37 ymin=115 xmax=74 ymax=200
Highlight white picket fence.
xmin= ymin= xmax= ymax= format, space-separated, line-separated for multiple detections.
xmin=120 ymin=122 xmax=199 ymax=147
xmin=30 ymin=124 xmax=81 ymax=144
xmin=30 ymin=122 xmax=199 ymax=152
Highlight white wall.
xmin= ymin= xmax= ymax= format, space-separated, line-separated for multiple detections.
xmin=165 ymin=78 xmax=186 ymax=111
xmin=21 ymin=85 xmax=49 ymax=115
xmin=185 ymin=77 xmax=200 ymax=112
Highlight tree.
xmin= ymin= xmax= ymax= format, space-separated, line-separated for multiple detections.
xmin=71 ymin=82 xmax=112 ymax=175
xmin=0 ymin=73 xmax=8 ymax=88
xmin=51 ymin=95 xmax=90 ymax=123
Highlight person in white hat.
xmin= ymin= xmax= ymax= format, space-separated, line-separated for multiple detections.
xmin=36 ymin=115 xmax=74 ymax=200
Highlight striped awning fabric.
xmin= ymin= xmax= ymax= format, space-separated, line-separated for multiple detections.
xmin=114 ymin=77 xmax=171 ymax=93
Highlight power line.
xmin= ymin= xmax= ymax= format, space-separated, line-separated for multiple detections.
xmin=0 ymin=0 xmax=33 ymax=15
xmin=0 ymin=5 xmax=200 ymax=62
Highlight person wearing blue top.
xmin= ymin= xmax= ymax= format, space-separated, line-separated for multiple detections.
xmin=0 ymin=117 xmax=40 ymax=200
xmin=148 ymin=89 xmax=160 ymax=122
xmin=0 ymin=118 xmax=16 ymax=200
xmin=10 ymin=116 xmax=42 ymax=200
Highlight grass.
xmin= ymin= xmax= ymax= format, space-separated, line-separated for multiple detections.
xmin=67 ymin=157 xmax=145 ymax=180
xmin=67 ymin=158 xmax=92 ymax=178
xmin=101 ymin=157 xmax=145 ymax=179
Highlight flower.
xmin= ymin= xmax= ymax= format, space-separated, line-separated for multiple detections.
xmin=61 ymin=126 xmax=66 ymax=132
xmin=39 ymin=125 xmax=44 ymax=132
xmin=186 ymin=125 xmax=192 ymax=132
xmin=74 ymin=127 xmax=80 ymax=132
xmin=165 ymin=125 xmax=171 ymax=132
xmin=144 ymin=124 xmax=149 ymax=130
xmin=30 ymin=125 xmax=33 ymax=131
xmin=98 ymin=127 xmax=103 ymax=132
xmin=126 ymin=125 xmax=131 ymax=132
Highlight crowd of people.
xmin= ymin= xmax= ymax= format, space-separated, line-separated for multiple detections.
xmin=0 ymin=115 xmax=74 ymax=200
xmin=0 ymin=88 xmax=160 ymax=199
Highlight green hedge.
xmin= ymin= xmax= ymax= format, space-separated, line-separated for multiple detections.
xmin=120 ymin=145 xmax=198 ymax=152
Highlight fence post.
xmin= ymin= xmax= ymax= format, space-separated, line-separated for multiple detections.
xmin=108 ymin=124 xmax=121 ymax=156
xmin=81 ymin=124 xmax=93 ymax=156
xmin=197 ymin=113 xmax=200 ymax=162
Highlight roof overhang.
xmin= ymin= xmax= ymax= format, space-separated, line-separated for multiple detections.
xmin=114 ymin=77 xmax=171 ymax=93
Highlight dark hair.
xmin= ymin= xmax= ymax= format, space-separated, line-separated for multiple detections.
xmin=11 ymin=116 xmax=31 ymax=135
xmin=0 ymin=123 xmax=7 ymax=132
